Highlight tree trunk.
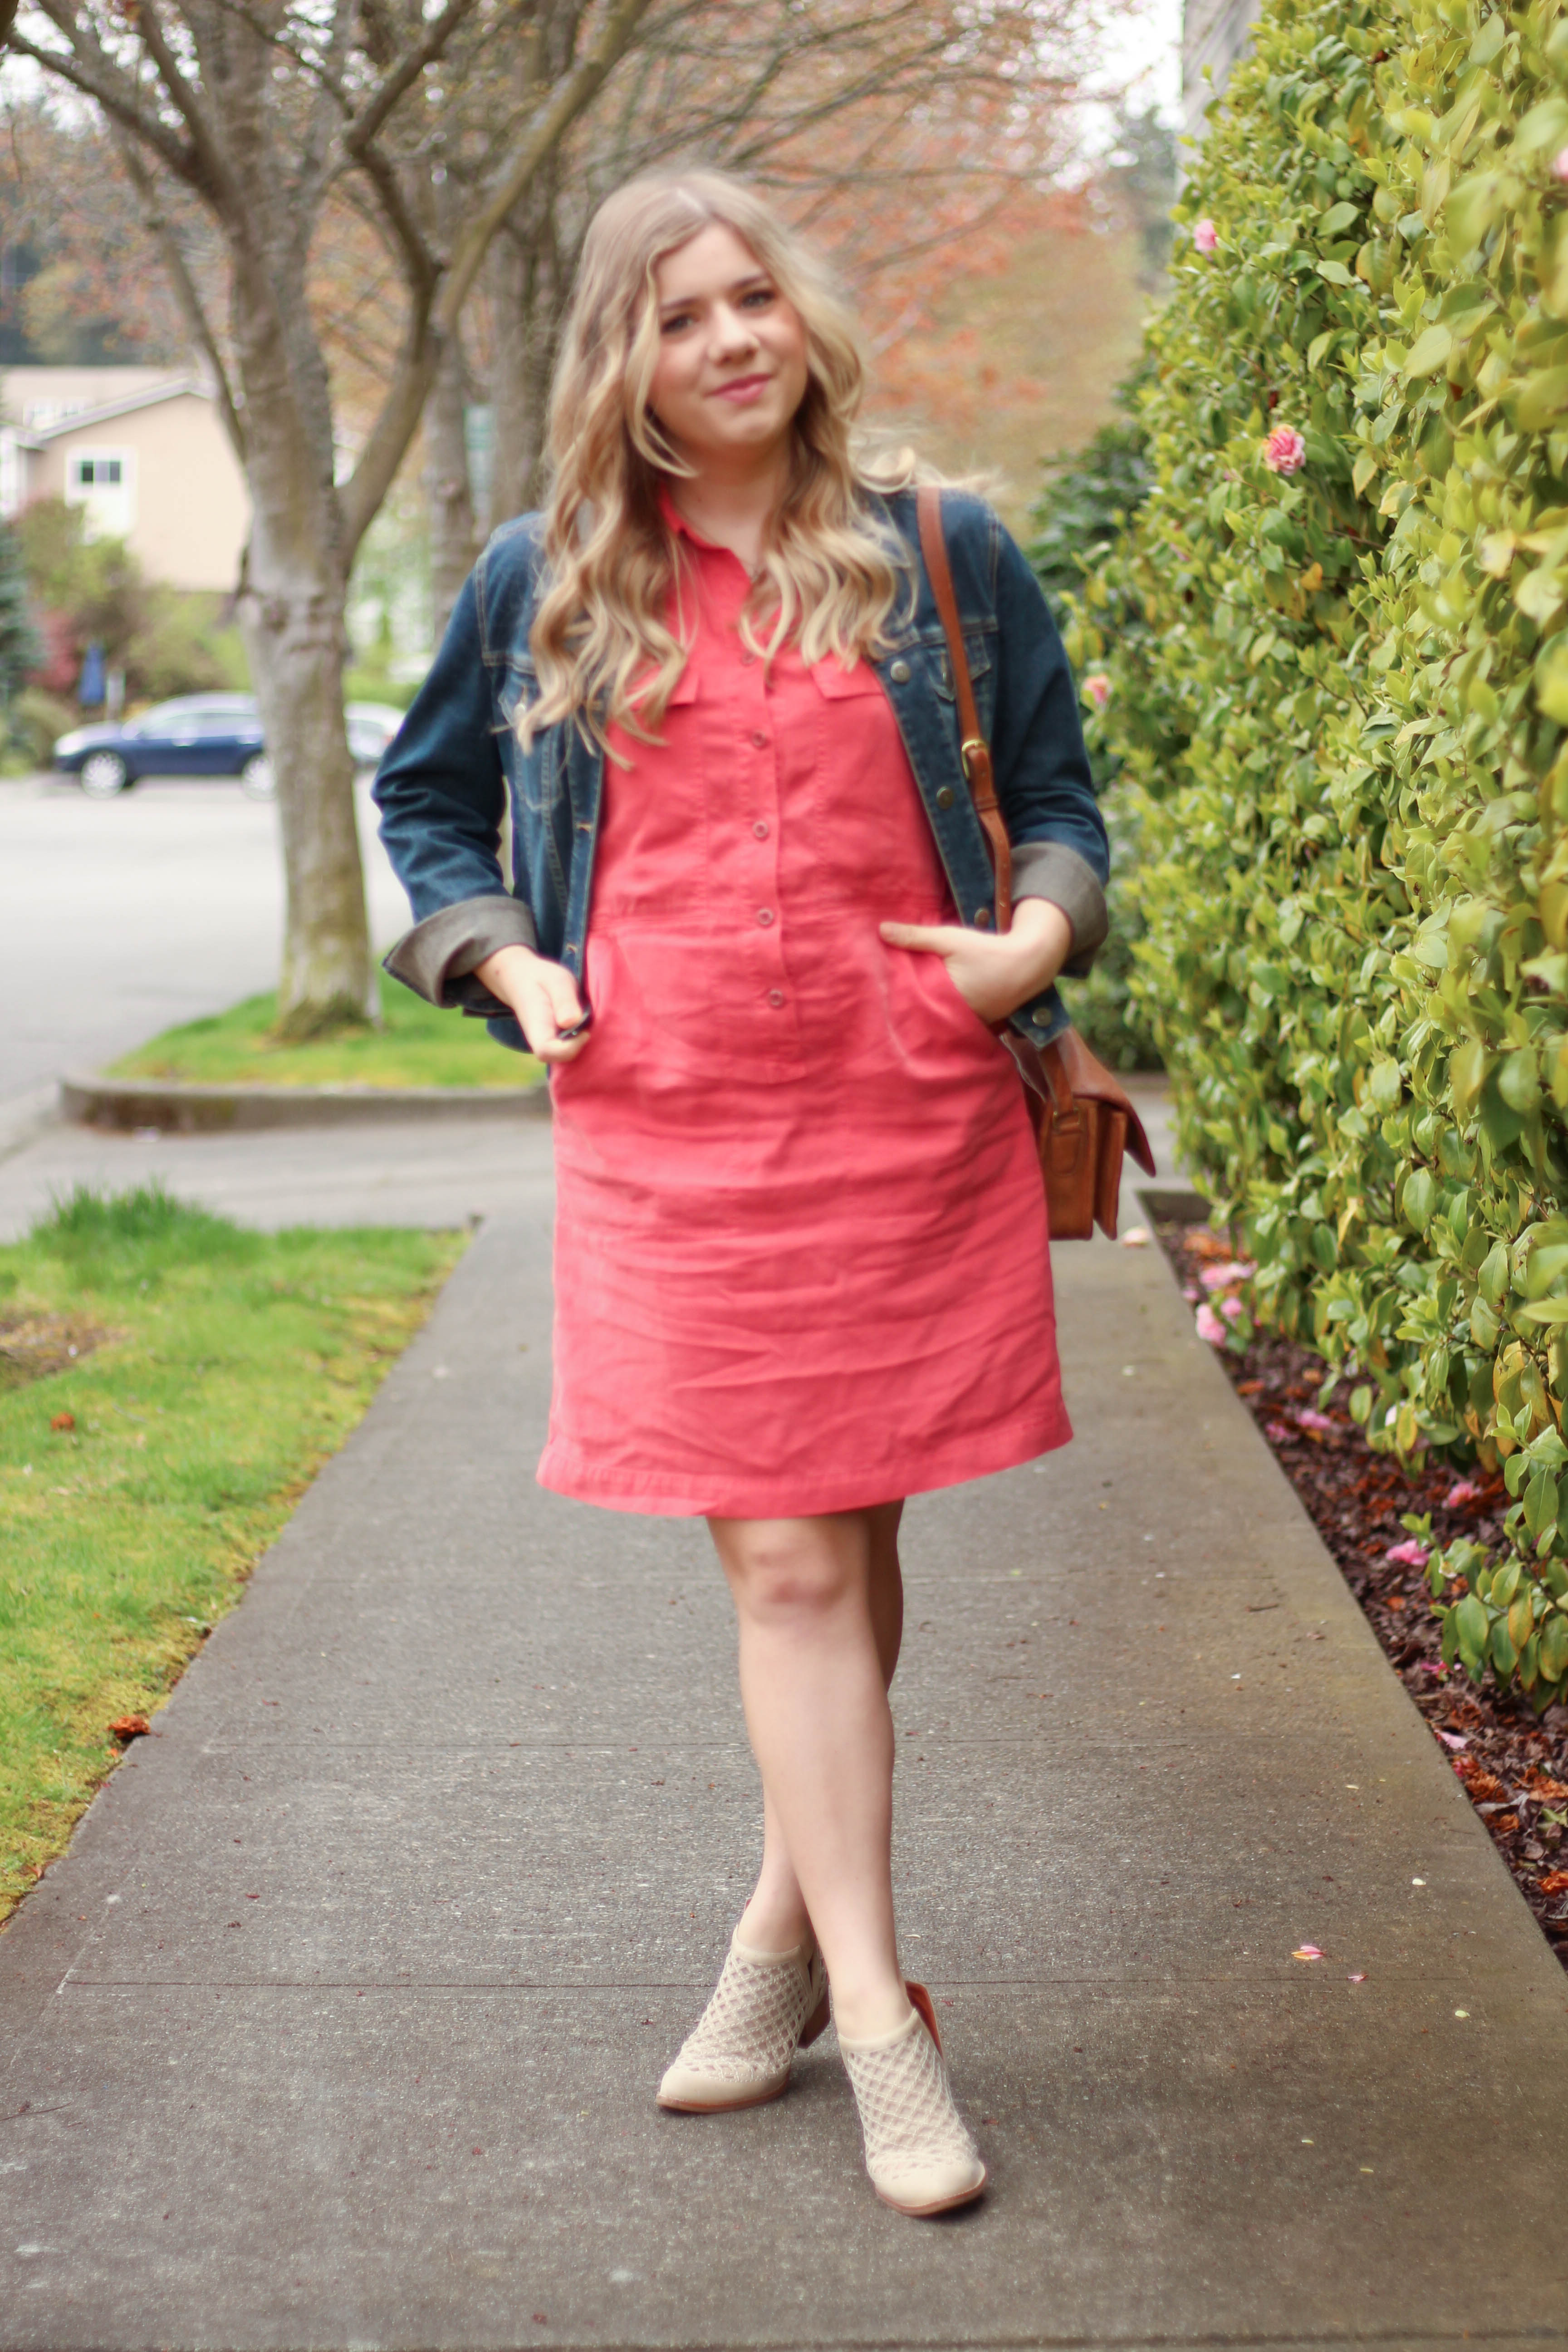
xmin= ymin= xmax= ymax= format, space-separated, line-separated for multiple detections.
xmin=487 ymin=203 xmax=563 ymax=527
xmin=229 ymin=257 xmax=376 ymax=1035
xmin=426 ymin=324 xmax=478 ymax=636
xmin=240 ymin=583 xmax=371 ymax=1034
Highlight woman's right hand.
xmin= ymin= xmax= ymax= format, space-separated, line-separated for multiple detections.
xmin=471 ymin=943 xmax=591 ymax=1063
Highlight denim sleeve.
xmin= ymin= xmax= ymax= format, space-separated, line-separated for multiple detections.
xmin=989 ymin=524 xmax=1110 ymax=976
xmin=372 ymin=567 xmax=519 ymax=985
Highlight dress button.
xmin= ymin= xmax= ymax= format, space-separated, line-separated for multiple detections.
xmin=936 ymin=786 xmax=955 ymax=809
xmin=889 ymin=658 xmax=911 ymax=683
xmin=757 ymin=907 xmax=775 ymax=927
xmin=767 ymin=988 xmax=785 ymax=1008
xmin=752 ymin=819 xmax=769 ymax=839
xmin=750 ymin=729 xmax=769 ymax=748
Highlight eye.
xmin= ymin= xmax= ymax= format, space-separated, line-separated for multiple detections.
xmin=741 ymin=286 xmax=776 ymax=311
xmin=660 ymin=308 xmax=697 ymax=335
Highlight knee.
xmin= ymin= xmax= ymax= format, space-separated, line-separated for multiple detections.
xmin=721 ymin=1525 xmax=856 ymax=1624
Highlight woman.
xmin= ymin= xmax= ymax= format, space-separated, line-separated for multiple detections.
xmin=373 ymin=168 xmax=1107 ymax=2219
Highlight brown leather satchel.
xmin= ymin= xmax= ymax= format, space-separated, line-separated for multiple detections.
xmin=915 ymin=485 xmax=1155 ymax=1241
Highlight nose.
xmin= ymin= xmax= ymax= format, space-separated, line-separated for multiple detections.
xmin=709 ymin=300 xmax=759 ymax=359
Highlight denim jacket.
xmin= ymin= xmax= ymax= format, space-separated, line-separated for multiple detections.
xmin=373 ymin=488 xmax=1108 ymax=1056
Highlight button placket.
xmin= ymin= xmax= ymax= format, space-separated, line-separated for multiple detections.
xmin=740 ymin=637 xmax=789 ymax=1029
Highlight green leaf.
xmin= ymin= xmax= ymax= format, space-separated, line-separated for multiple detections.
xmin=1516 ymin=368 xmax=1568 ymax=432
xmin=1541 ymin=1612 xmax=1568 ymax=1683
xmin=1491 ymin=1616 xmax=1519 ymax=1679
xmin=1498 ymin=1048 xmax=1541 ymax=1113
xmin=1450 ymin=1039 xmax=1489 ymax=1119
xmin=1455 ymin=1592 xmax=1490 ymax=1669
xmin=1403 ymin=1168 xmax=1436 ymax=1233
xmin=1404 ymin=323 xmax=1453 ymax=378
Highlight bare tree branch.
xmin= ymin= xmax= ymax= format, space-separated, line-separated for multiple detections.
xmin=110 ymin=122 xmax=248 ymax=460
xmin=338 ymin=0 xmax=658 ymax=553
xmin=338 ymin=0 xmax=484 ymax=157
xmin=9 ymin=20 xmax=195 ymax=183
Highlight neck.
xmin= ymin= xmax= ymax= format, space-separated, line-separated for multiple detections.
xmin=668 ymin=441 xmax=791 ymax=573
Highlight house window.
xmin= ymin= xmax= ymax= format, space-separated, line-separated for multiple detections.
xmin=64 ymin=447 xmax=135 ymax=540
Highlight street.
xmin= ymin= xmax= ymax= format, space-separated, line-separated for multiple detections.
xmin=0 ymin=772 xmax=412 ymax=1116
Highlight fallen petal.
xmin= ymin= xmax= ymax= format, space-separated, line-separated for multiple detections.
xmin=1120 ymin=1226 xmax=1151 ymax=1248
xmin=1347 ymin=1972 xmax=1367 ymax=1984
xmin=1436 ymin=1730 xmax=1468 ymax=1750
xmin=1292 ymin=1945 xmax=1324 ymax=1961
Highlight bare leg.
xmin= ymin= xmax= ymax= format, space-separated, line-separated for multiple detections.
xmin=740 ymin=1500 xmax=903 ymax=1955
xmin=709 ymin=1501 xmax=911 ymax=2042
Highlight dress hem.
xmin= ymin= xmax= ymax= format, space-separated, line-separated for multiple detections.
xmin=535 ymin=1405 xmax=1072 ymax=1520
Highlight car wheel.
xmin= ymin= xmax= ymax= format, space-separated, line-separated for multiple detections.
xmin=79 ymin=750 xmax=131 ymax=799
xmin=239 ymin=751 xmax=275 ymax=800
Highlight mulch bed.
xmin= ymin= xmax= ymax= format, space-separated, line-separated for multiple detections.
xmin=1157 ymin=1220 xmax=1568 ymax=1971
xmin=0 ymin=1311 xmax=115 ymax=1391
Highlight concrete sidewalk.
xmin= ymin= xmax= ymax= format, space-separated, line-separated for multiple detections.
xmin=3 ymin=1211 xmax=1566 ymax=2350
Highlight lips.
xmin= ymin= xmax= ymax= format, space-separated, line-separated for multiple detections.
xmin=711 ymin=373 xmax=773 ymax=402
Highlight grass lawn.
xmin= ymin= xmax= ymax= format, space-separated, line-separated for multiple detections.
xmin=0 ymin=1185 xmax=466 ymax=1924
xmin=106 ymin=973 xmax=541 ymax=1090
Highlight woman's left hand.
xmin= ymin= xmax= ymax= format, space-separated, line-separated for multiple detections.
xmin=880 ymin=897 xmax=1073 ymax=1025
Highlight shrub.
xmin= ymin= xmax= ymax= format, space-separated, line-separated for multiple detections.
xmin=17 ymin=497 xmax=245 ymax=705
xmin=1079 ymin=0 xmax=1568 ymax=1708
xmin=1029 ymin=378 xmax=1165 ymax=1070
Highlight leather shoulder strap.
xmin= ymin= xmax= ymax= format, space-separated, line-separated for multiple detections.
xmin=916 ymin=484 xmax=1011 ymax=933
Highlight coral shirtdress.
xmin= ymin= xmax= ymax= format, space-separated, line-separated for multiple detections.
xmin=535 ymin=512 xmax=1070 ymax=1518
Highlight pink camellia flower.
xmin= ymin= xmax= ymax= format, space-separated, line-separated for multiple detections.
xmin=1553 ymin=148 xmax=1568 ymax=185
xmin=1263 ymin=426 xmax=1307 ymax=475
xmin=1265 ymin=1419 xmax=1293 ymax=1443
xmin=1083 ymin=672 xmax=1111 ymax=710
xmin=1195 ymin=1302 xmax=1227 ymax=1345
xmin=1386 ymin=1537 xmax=1431 ymax=1569
xmin=1220 ymin=1295 xmax=1245 ymax=1321
xmin=1296 ymin=1406 xmax=1336 ymax=1434
xmin=1200 ymin=1260 xmax=1256 ymax=1290
xmin=1193 ymin=218 xmax=1219 ymax=253
xmin=1445 ymin=1479 xmax=1481 ymax=1508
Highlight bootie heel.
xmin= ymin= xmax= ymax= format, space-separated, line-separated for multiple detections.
xmin=657 ymin=1926 xmax=828 ymax=2113
xmin=838 ymin=1982 xmax=988 ymax=2216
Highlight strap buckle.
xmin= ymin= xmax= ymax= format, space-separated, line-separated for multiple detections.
xmin=960 ymin=736 xmax=988 ymax=782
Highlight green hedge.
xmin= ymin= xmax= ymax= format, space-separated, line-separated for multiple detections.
xmin=1029 ymin=383 xmax=1165 ymax=1070
xmin=1078 ymin=0 xmax=1568 ymax=1706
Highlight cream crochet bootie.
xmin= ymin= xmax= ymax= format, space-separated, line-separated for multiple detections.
xmin=657 ymin=1923 xmax=829 ymax=2113
xmin=838 ymin=1984 xmax=987 ymax=2216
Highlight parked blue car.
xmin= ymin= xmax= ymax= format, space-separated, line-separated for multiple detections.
xmin=51 ymin=693 xmax=403 ymax=800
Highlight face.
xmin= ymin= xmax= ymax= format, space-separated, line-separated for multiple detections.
xmin=646 ymin=221 xmax=809 ymax=475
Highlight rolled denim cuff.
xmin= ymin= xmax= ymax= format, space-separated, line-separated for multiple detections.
xmin=383 ymin=893 xmax=538 ymax=1015
xmin=1011 ymin=839 xmax=1109 ymax=977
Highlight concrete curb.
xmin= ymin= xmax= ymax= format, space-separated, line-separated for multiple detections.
xmin=60 ymin=1071 xmax=551 ymax=1132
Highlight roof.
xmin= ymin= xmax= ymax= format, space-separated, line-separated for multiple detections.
xmin=0 ymin=368 xmax=216 ymax=445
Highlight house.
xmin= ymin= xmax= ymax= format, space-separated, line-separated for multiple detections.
xmin=0 ymin=366 xmax=250 ymax=592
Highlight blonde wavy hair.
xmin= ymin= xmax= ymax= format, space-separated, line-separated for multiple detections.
xmin=522 ymin=166 xmax=915 ymax=751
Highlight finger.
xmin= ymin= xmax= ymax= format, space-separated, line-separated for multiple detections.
xmin=538 ymin=962 xmax=587 ymax=1030
xmin=880 ymin=920 xmax=968 ymax=954
xmin=513 ymin=980 xmax=586 ymax=1062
